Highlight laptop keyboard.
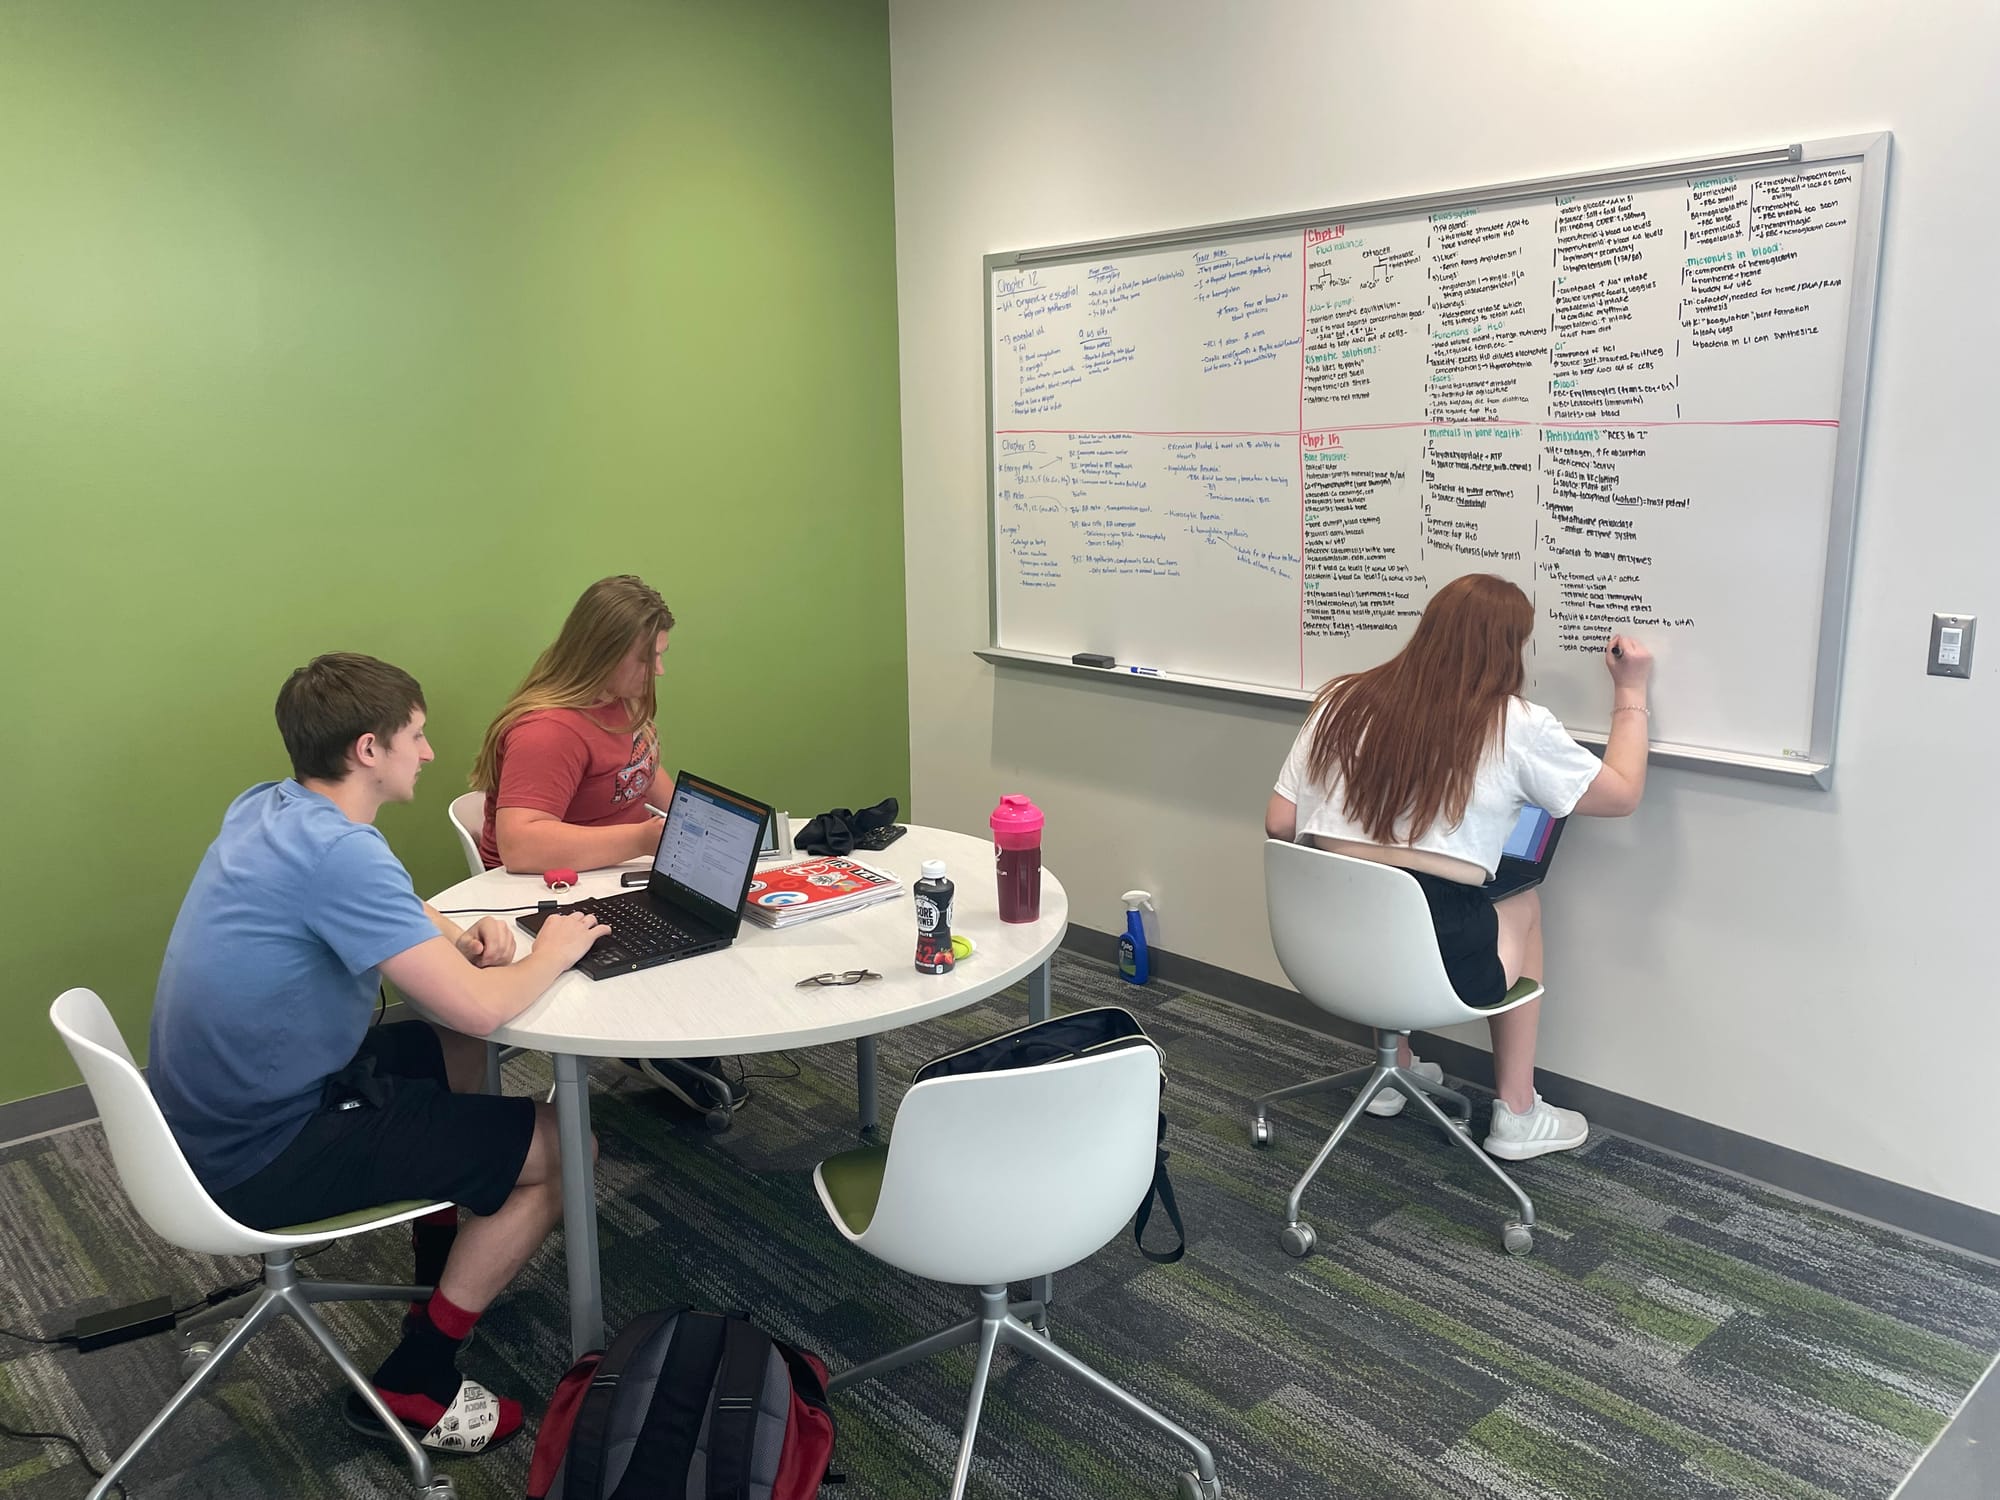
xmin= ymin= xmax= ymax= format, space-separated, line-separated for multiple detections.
xmin=573 ymin=896 xmax=705 ymax=962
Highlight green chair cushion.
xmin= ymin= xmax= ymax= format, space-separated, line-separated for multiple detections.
xmin=1474 ymin=976 xmax=1543 ymax=1010
xmin=818 ymin=1144 xmax=889 ymax=1235
xmin=274 ymin=1199 xmax=437 ymax=1238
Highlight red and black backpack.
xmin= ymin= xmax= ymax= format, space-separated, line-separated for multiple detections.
xmin=527 ymin=1307 xmax=836 ymax=1500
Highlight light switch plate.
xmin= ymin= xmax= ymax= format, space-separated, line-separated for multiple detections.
xmin=1928 ymin=613 xmax=1975 ymax=678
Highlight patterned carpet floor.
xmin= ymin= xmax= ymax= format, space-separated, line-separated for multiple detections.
xmin=2 ymin=951 xmax=1996 ymax=1498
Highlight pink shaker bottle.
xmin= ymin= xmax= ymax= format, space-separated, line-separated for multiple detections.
xmin=989 ymin=794 xmax=1044 ymax=923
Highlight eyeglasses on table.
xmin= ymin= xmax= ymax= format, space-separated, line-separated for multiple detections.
xmin=795 ymin=969 xmax=883 ymax=988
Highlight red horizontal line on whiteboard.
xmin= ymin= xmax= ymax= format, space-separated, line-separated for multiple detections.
xmin=994 ymin=418 xmax=1840 ymax=435
xmin=1536 ymin=418 xmax=1841 ymax=428
xmin=995 ymin=427 xmax=1302 ymax=437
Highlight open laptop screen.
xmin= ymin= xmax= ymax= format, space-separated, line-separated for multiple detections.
xmin=655 ymin=778 xmax=767 ymax=911
xmin=1501 ymin=805 xmax=1557 ymax=864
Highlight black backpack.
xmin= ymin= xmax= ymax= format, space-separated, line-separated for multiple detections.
xmin=527 ymin=1308 xmax=835 ymax=1500
xmin=913 ymin=1005 xmax=1186 ymax=1264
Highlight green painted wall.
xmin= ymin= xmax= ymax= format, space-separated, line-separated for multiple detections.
xmin=0 ymin=1 xmax=907 ymax=1104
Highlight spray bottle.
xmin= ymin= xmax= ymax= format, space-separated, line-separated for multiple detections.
xmin=1117 ymin=890 xmax=1155 ymax=985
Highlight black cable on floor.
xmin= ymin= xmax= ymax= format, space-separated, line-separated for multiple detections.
xmin=170 ymin=1243 xmax=335 ymax=1320
xmin=0 ymin=1415 xmax=127 ymax=1497
xmin=0 ymin=1324 xmax=67 ymax=1346
xmin=727 ymin=1052 xmax=802 ymax=1086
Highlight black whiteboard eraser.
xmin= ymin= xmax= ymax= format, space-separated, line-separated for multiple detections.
xmin=1071 ymin=652 xmax=1116 ymax=668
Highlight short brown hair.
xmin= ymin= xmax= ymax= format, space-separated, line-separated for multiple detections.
xmin=275 ymin=653 xmax=427 ymax=782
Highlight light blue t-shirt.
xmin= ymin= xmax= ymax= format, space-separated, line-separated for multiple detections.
xmin=149 ymin=781 xmax=442 ymax=1192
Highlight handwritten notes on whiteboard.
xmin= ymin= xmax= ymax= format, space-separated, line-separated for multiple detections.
xmin=989 ymin=160 xmax=1866 ymax=763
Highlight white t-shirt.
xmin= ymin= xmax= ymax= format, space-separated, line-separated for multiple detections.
xmin=1274 ymin=697 xmax=1602 ymax=878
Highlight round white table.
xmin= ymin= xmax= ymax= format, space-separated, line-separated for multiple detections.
xmin=426 ymin=822 xmax=1068 ymax=1356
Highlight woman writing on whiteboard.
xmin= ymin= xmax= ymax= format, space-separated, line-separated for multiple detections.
xmin=470 ymin=575 xmax=744 ymax=1118
xmin=1264 ymin=573 xmax=1653 ymax=1160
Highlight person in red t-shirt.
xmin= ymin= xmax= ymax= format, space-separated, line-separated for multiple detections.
xmin=471 ymin=576 xmax=674 ymax=874
xmin=470 ymin=575 xmax=745 ymax=1119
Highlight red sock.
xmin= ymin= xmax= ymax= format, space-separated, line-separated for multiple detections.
xmin=426 ymin=1289 xmax=479 ymax=1343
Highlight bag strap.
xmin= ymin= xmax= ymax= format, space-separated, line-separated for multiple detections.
xmin=611 ymin=1311 xmax=730 ymax=1500
xmin=1133 ymin=1111 xmax=1186 ymax=1264
xmin=527 ymin=1355 xmax=601 ymax=1500
xmin=566 ymin=1308 xmax=683 ymax=1500
xmin=702 ymin=1317 xmax=777 ymax=1500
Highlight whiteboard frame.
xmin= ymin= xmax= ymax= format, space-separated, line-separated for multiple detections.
xmin=982 ymin=133 xmax=1892 ymax=788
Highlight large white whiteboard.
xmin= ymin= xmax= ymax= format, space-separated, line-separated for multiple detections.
xmin=984 ymin=136 xmax=1888 ymax=782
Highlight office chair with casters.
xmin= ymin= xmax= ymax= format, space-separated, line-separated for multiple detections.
xmin=49 ymin=988 xmax=459 ymax=1499
xmin=813 ymin=1040 xmax=1221 ymax=1500
xmin=1258 ymin=839 xmax=1544 ymax=1258
xmin=446 ymin=791 xmax=487 ymax=879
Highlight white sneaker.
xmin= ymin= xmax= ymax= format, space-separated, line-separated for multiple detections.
xmin=1483 ymin=1093 xmax=1588 ymax=1159
xmin=1366 ymin=1058 xmax=1443 ymax=1118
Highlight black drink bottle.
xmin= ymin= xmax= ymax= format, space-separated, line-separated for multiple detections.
xmin=914 ymin=859 xmax=955 ymax=974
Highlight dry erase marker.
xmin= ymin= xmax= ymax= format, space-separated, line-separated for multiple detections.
xmin=1128 ymin=665 xmax=1161 ymax=676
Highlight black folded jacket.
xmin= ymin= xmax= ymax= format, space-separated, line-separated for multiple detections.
xmin=794 ymin=797 xmax=899 ymax=856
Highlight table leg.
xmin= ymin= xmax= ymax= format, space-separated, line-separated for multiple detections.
xmin=482 ymin=1041 xmax=503 ymax=1096
xmin=552 ymin=1052 xmax=604 ymax=1358
xmin=1025 ymin=956 xmax=1053 ymax=1329
xmin=855 ymin=1035 xmax=879 ymax=1138
xmin=1026 ymin=958 xmax=1051 ymax=1025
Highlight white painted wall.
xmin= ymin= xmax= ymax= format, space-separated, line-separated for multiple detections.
xmin=888 ymin=0 xmax=1999 ymax=1215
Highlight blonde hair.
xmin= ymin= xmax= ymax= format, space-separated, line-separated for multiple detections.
xmin=470 ymin=576 xmax=675 ymax=793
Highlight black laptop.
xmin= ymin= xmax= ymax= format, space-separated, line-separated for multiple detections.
xmin=1483 ymin=804 xmax=1567 ymax=900
xmin=517 ymin=771 xmax=773 ymax=979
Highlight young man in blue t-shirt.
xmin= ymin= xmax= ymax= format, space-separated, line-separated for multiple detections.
xmin=150 ymin=653 xmax=609 ymax=1456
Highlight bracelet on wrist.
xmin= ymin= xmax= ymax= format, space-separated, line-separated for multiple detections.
xmin=1612 ymin=704 xmax=1650 ymax=717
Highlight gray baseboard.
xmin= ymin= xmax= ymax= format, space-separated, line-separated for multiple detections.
xmin=0 ymin=1079 xmax=100 ymax=1143
xmin=1065 ymin=925 xmax=2000 ymax=1262
xmin=14 ymin=956 xmax=1995 ymax=1261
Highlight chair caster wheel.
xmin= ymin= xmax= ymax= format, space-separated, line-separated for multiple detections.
xmin=1280 ymin=1222 xmax=1316 ymax=1258
xmin=702 ymin=1106 xmax=733 ymax=1133
xmin=179 ymin=1340 xmax=215 ymax=1380
xmin=1176 ymin=1471 xmax=1221 ymax=1499
xmin=1249 ymin=1117 xmax=1271 ymax=1148
xmin=1502 ymin=1220 xmax=1534 ymax=1256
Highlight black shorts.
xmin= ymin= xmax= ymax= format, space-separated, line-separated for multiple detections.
xmin=213 ymin=1021 xmax=537 ymax=1231
xmin=1405 ymin=871 xmax=1509 ymax=1008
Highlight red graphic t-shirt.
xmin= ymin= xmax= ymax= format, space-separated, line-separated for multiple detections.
xmin=478 ymin=706 xmax=660 ymax=869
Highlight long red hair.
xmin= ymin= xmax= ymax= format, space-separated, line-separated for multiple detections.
xmin=1305 ymin=573 xmax=1533 ymax=844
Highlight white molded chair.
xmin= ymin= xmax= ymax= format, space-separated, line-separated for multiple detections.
xmin=444 ymin=790 xmax=527 ymax=1092
xmin=1258 ymin=839 xmax=1545 ymax=1257
xmin=445 ymin=791 xmax=487 ymax=879
xmin=49 ymin=989 xmax=457 ymax=1499
xmin=814 ymin=1042 xmax=1221 ymax=1500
